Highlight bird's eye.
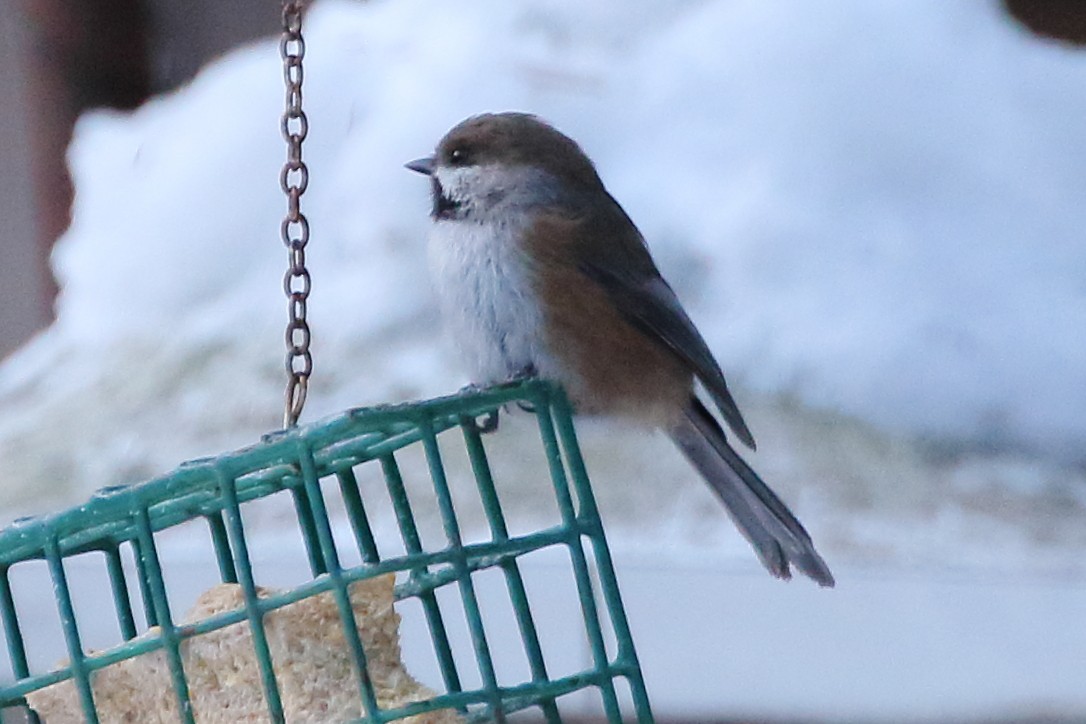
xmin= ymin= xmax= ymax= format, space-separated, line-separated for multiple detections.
xmin=449 ymin=147 xmax=469 ymax=166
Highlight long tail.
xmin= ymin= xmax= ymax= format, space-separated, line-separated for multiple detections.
xmin=668 ymin=397 xmax=835 ymax=587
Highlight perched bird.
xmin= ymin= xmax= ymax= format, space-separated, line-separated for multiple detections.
xmin=407 ymin=112 xmax=834 ymax=587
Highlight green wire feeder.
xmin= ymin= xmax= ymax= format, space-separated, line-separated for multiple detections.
xmin=0 ymin=380 xmax=654 ymax=723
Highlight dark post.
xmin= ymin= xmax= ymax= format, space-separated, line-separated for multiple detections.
xmin=3 ymin=0 xmax=150 ymax=357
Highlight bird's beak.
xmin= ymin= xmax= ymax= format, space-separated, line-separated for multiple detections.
xmin=405 ymin=156 xmax=436 ymax=176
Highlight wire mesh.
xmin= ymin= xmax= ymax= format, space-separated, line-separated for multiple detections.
xmin=0 ymin=381 xmax=653 ymax=723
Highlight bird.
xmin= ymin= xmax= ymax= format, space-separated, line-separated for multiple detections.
xmin=406 ymin=112 xmax=834 ymax=587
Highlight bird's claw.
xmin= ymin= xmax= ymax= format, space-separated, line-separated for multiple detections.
xmin=457 ymin=366 xmax=539 ymax=432
xmin=508 ymin=364 xmax=538 ymax=383
xmin=461 ymin=409 xmax=500 ymax=435
xmin=476 ymin=409 xmax=500 ymax=433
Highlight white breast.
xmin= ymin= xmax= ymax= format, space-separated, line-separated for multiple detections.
xmin=427 ymin=218 xmax=547 ymax=385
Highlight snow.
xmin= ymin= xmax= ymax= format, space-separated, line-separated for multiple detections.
xmin=10 ymin=0 xmax=1086 ymax=463
xmin=1 ymin=0 xmax=1085 ymax=720
xmin=21 ymin=1 xmax=1086 ymax=458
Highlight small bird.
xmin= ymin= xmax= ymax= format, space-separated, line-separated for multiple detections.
xmin=407 ymin=112 xmax=834 ymax=587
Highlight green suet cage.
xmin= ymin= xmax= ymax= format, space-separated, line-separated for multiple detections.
xmin=0 ymin=381 xmax=654 ymax=722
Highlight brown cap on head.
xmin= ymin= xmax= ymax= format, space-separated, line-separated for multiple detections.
xmin=435 ymin=113 xmax=604 ymax=190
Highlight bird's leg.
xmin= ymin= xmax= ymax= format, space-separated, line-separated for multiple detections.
xmin=458 ymin=381 xmax=501 ymax=434
xmin=458 ymin=403 xmax=500 ymax=435
xmin=508 ymin=363 xmax=538 ymax=383
xmin=508 ymin=364 xmax=539 ymax=413
xmin=473 ymin=409 xmax=501 ymax=433
xmin=458 ymin=365 xmax=539 ymax=434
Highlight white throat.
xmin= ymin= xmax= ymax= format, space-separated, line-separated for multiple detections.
xmin=426 ymin=209 xmax=547 ymax=386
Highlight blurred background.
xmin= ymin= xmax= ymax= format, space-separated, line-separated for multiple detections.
xmin=1 ymin=0 xmax=1085 ymax=722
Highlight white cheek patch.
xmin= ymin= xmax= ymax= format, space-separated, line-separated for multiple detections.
xmin=431 ymin=163 xmax=565 ymax=224
xmin=433 ymin=165 xmax=487 ymax=205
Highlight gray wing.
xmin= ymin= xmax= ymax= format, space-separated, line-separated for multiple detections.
xmin=574 ymin=196 xmax=757 ymax=450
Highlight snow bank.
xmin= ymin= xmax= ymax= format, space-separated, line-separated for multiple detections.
xmin=7 ymin=0 xmax=1079 ymax=467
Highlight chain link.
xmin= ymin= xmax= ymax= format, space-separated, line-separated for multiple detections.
xmin=281 ymin=0 xmax=311 ymax=427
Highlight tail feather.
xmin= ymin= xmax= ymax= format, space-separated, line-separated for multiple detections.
xmin=669 ymin=398 xmax=835 ymax=587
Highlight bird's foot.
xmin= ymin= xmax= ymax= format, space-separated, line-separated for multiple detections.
xmin=458 ymin=382 xmax=485 ymax=395
xmin=461 ymin=409 xmax=500 ymax=435
xmin=504 ymin=365 xmax=540 ymax=411
xmin=457 ymin=366 xmax=539 ymax=433
xmin=505 ymin=366 xmax=539 ymax=412
xmin=456 ymin=382 xmax=499 ymax=433
xmin=508 ymin=364 xmax=538 ymax=383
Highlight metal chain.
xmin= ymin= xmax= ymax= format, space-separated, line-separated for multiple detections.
xmin=280 ymin=0 xmax=311 ymax=428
